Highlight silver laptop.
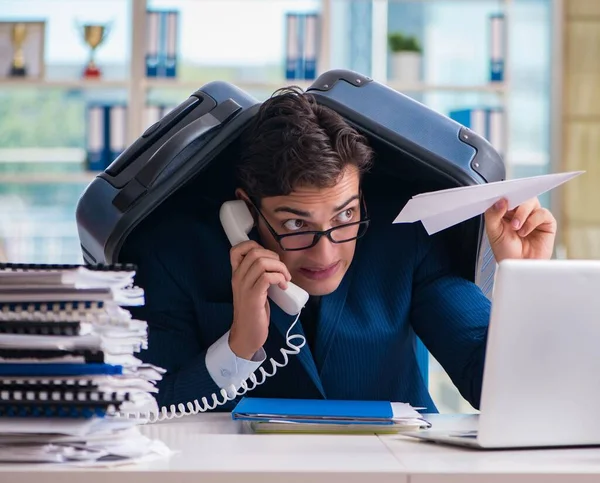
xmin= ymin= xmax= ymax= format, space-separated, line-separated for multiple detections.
xmin=404 ymin=258 xmax=600 ymax=449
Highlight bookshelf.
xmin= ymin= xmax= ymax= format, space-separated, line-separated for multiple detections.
xmin=0 ymin=78 xmax=508 ymax=93
xmin=0 ymin=79 xmax=130 ymax=89
xmin=0 ymin=0 xmax=514 ymax=176
xmin=0 ymin=172 xmax=100 ymax=183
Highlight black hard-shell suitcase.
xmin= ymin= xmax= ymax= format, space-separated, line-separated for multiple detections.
xmin=76 ymin=69 xmax=505 ymax=292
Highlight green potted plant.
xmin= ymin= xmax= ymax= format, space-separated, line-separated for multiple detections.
xmin=388 ymin=32 xmax=422 ymax=83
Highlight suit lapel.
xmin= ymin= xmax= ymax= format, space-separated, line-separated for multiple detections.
xmin=266 ymin=237 xmax=361 ymax=396
xmin=269 ymin=302 xmax=326 ymax=398
xmin=315 ymin=259 xmax=356 ymax=373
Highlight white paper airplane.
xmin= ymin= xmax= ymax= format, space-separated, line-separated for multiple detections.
xmin=393 ymin=171 xmax=584 ymax=235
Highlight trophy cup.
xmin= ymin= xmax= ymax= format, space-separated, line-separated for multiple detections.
xmin=9 ymin=22 xmax=27 ymax=77
xmin=80 ymin=24 xmax=110 ymax=78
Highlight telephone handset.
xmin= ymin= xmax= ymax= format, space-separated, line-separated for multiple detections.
xmin=118 ymin=200 xmax=307 ymax=423
xmin=219 ymin=200 xmax=309 ymax=315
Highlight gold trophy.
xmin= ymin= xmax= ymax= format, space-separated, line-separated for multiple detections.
xmin=9 ymin=22 xmax=28 ymax=77
xmin=81 ymin=24 xmax=110 ymax=78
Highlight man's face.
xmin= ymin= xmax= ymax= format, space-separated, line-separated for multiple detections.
xmin=252 ymin=166 xmax=362 ymax=296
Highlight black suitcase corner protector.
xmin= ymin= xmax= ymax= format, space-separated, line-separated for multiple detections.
xmin=308 ymin=69 xmax=373 ymax=91
xmin=458 ymin=126 xmax=506 ymax=183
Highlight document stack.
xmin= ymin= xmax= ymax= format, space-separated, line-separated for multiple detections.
xmin=232 ymin=397 xmax=431 ymax=434
xmin=0 ymin=262 xmax=170 ymax=465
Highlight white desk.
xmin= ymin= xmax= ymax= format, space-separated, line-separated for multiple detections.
xmin=0 ymin=413 xmax=405 ymax=483
xmin=1 ymin=413 xmax=600 ymax=483
xmin=384 ymin=414 xmax=600 ymax=483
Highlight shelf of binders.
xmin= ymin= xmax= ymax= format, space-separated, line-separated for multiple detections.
xmin=144 ymin=78 xmax=506 ymax=94
xmin=0 ymin=172 xmax=102 ymax=184
xmin=0 ymin=78 xmax=507 ymax=95
xmin=385 ymin=82 xmax=506 ymax=94
xmin=0 ymin=78 xmax=130 ymax=89
xmin=143 ymin=78 xmax=313 ymax=91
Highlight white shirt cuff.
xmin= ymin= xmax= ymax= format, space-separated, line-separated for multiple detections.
xmin=205 ymin=330 xmax=266 ymax=398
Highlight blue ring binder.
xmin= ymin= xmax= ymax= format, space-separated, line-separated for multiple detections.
xmin=0 ymin=363 xmax=123 ymax=376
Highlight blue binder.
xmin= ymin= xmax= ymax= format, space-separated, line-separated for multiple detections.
xmin=0 ymin=363 xmax=123 ymax=376
xmin=232 ymin=397 xmax=400 ymax=425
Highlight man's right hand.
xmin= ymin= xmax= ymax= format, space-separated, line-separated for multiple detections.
xmin=228 ymin=240 xmax=292 ymax=360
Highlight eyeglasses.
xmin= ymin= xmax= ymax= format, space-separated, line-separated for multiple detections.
xmin=249 ymin=197 xmax=370 ymax=251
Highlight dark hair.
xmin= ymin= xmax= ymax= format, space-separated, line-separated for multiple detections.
xmin=236 ymin=86 xmax=374 ymax=201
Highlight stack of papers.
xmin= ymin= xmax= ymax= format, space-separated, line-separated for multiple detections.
xmin=232 ymin=397 xmax=431 ymax=434
xmin=0 ymin=417 xmax=170 ymax=465
xmin=0 ymin=263 xmax=169 ymax=465
xmin=0 ymin=263 xmax=144 ymax=305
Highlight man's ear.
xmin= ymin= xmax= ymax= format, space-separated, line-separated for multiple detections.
xmin=235 ymin=188 xmax=250 ymax=203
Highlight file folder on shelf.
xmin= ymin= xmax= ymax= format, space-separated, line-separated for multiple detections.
xmin=232 ymin=397 xmax=431 ymax=434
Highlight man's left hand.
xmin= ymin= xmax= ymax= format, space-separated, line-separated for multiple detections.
xmin=484 ymin=197 xmax=557 ymax=263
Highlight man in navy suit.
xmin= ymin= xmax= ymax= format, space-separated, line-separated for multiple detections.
xmin=125 ymin=87 xmax=557 ymax=414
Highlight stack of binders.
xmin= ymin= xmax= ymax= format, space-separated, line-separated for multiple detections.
xmin=232 ymin=397 xmax=431 ymax=434
xmin=0 ymin=263 xmax=169 ymax=465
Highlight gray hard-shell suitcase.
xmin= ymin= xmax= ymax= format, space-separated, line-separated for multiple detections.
xmin=75 ymin=69 xmax=505 ymax=293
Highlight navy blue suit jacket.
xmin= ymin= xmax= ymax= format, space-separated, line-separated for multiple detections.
xmin=123 ymin=187 xmax=491 ymax=413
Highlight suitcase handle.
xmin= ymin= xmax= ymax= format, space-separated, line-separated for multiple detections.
xmin=137 ymin=98 xmax=242 ymax=188
xmin=112 ymin=98 xmax=242 ymax=211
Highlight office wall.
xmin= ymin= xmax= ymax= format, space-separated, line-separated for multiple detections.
xmin=562 ymin=0 xmax=600 ymax=259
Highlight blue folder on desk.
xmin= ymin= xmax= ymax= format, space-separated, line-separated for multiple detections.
xmin=232 ymin=397 xmax=430 ymax=431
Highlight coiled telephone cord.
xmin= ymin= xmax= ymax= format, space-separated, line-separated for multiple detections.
xmin=118 ymin=312 xmax=304 ymax=423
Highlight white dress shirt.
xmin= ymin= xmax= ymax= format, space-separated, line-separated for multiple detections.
xmin=205 ymin=330 xmax=266 ymax=398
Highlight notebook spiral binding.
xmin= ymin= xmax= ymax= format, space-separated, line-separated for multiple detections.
xmin=0 ymin=387 xmax=130 ymax=403
xmin=118 ymin=312 xmax=305 ymax=423
xmin=0 ymin=384 xmax=130 ymax=418
xmin=0 ymin=402 xmax=119 ymax=419
xmin=0 ymin=309 xmax=125 ymax=325
xmin=0 ymin=301 xmax=105 ymax=315
xmin=0 ymin=348 xmax=108 ymax=363
xmin=0 ymin=320 xmax=82 ymax=336
xmin=0 ymin=378 xmax=101 ymax=388
xmin=0 ymin=263 xmax=137 ymax=272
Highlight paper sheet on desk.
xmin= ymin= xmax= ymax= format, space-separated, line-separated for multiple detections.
xmin=393 ymin=171 xmax=584 ymax=235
